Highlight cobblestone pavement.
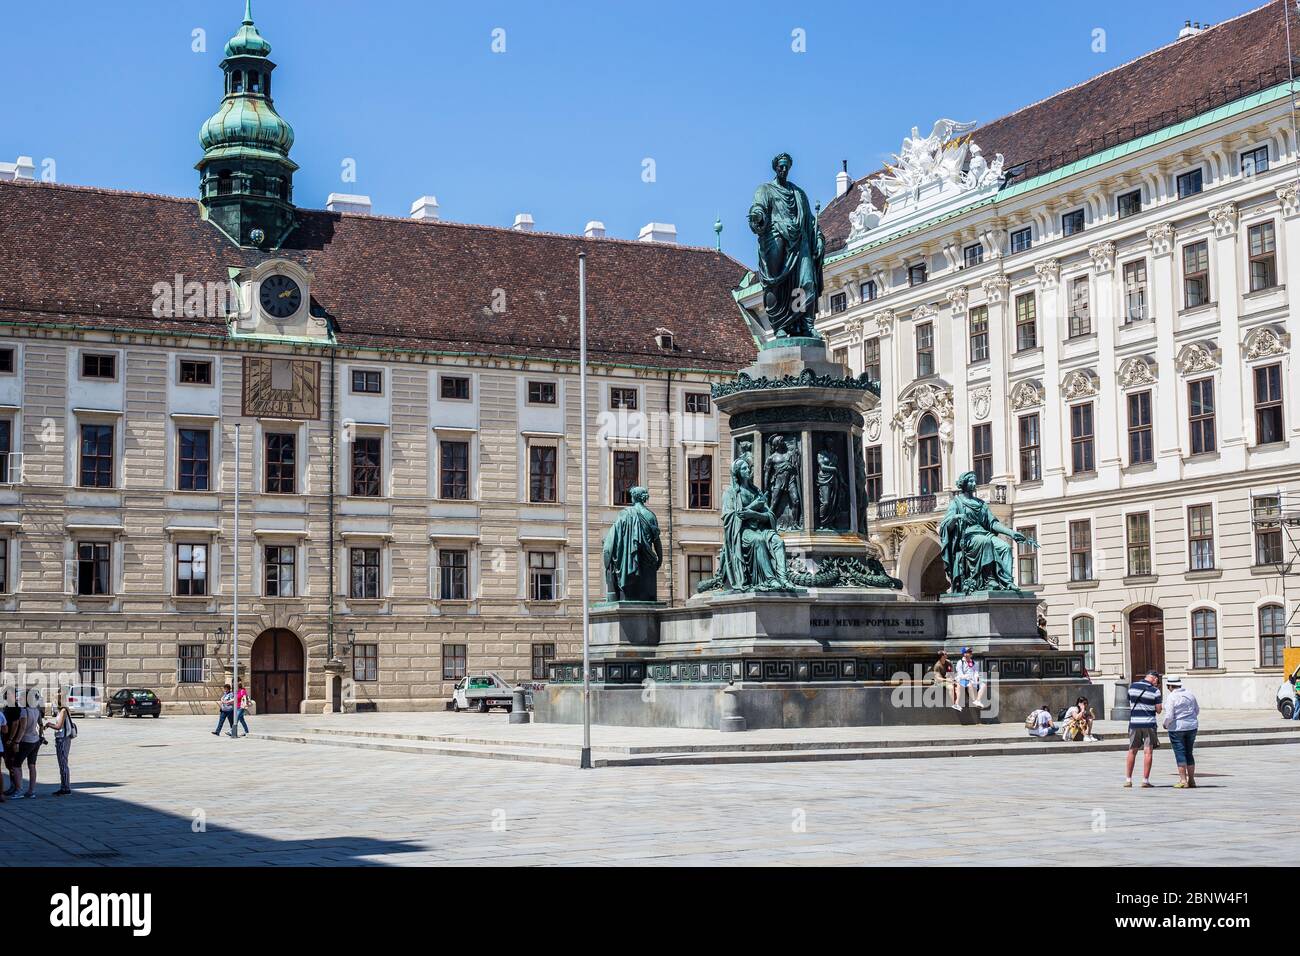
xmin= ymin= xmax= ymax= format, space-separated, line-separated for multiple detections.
xmin=4 ymin=715 xmax=1294 ymax=866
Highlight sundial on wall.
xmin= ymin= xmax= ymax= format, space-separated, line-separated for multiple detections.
xmin=242 ymin=357 xmax=321 ymax=419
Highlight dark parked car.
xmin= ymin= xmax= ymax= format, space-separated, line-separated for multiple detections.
xmin=106 ymin=688 xmax=162 ymax=718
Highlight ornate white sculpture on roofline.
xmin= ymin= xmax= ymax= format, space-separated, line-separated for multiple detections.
xmin=848 ymin=119 xmax=1006 ymax=246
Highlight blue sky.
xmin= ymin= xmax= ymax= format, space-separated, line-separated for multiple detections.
xmin=0 ymin=0 xmax=1270 ymax=263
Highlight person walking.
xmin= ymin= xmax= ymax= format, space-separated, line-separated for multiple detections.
xmin=1124 ymin=670 xmax=1163 ymax=788
xmin=235 ymin=682 xmax=251 ymax=736
xmin=43 ymin=696 xmax=77 ymax=796
xmin=1162 ymin=676 xmax=1200 ymax=789
xmin=10 ymin=689 xmax=45 ymax=798
xmin=212 ymin=684 xmax=235 ymax=737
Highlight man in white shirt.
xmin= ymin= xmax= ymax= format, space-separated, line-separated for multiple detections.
xmin=1027 ymin=704 xmax=1058 ymax=737
xmin=953 ymin=648 xmax=987 ymax=710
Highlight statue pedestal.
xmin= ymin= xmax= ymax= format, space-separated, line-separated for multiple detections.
xmin=591 ymin=601 xmax=665 ymax=648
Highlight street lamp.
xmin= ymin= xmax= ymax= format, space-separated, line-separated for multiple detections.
xmin=343 ymin=628 xmax=356 ymax=655
xmin=214 ymin=625 xmax=225 ymax=653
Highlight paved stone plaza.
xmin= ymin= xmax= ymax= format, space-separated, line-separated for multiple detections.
xmin=3 ymin=715 xmax=1295 ymax=866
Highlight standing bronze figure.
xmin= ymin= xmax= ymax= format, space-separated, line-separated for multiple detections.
xmin=601 ymin=486 xmax=663 ymax=602
xmin=749 ymin=153 xmax=825 ymax=339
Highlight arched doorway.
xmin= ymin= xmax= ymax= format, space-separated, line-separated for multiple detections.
xmin=901 ymin=536 xmax=944 ymax=598
xmin=1128 ymin=605 xmax=1164 ymax=679
xmin=920 ymin=555 xmax=948 ymax=600
xmin=251 ymin=628 xmax=304 ymax=714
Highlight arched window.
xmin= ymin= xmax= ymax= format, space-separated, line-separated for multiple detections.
xmin=1259 ymin=604 xmax=1286 ymax=668
xmin=917 ymin=414 xmax=941 ymax=496
xmin=248 ymin=71 xmax=262 ymax=94
xmin=217 ymin=171 xmax=233 ymax=196
xmin=231 ymin=70 xmax=244 ymax=93
xmin=1191 ymin=608 xmax=1218 ymax=669
xmin=1071 ymin=615 xmax=1096 ymax=671
xmin=250 ymin=174 xmax=266 ymax=196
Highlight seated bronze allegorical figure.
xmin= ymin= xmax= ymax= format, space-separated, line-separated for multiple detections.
xmin=601 ymin=486 xmax=663 ymax=602
xmin=938 ymin=470 xmax=1038 ymax=594
xmin=719 ymin=455 xmax=795 ymax=592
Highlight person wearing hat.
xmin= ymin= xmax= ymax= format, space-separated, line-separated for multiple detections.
xmin=1124 ymin=669 xmax=1163 ymax=788
xmin=1162 ymin=675 xmax=1200 ymax=788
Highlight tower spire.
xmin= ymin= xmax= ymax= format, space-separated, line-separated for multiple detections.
xmin=244 ymin=0 xmax=253 ymax=24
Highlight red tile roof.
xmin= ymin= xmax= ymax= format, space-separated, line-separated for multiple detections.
xmin=0 ymin=179 xmax=757 ymax=373
xmin=819 ymin=0 xmax=1299 ymax=247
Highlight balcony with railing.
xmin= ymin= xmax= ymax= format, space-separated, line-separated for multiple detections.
xmin=875 ymin=483 xmax=1008 ymax=521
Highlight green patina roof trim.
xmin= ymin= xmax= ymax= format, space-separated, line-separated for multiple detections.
xmin=731 ymin=79 xmax=1297 ymax=302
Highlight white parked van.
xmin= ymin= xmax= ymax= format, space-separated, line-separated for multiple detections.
xmin=64 ymin=684 xmax=105 ymax=718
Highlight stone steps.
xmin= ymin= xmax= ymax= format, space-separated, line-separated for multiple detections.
xmin=252 ymin=732 xmax=583 ymax=766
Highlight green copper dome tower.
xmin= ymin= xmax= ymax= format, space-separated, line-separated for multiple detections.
xmin=197 ymin=1 xmax=298 ymax=247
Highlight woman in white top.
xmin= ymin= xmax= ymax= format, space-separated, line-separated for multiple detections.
xmin=12 ymin=689 xmax=44 ymax=798
xmin=1162 ymin=676 xmax=1200 ymax=789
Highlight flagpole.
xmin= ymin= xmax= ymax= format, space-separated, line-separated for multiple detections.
xmin=232 ymin=421 xmax=240 ymax=739
xmin=578 ymin=252 xmax=592 ymax=770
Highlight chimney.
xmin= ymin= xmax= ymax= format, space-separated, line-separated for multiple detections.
xmin=410 ymin=196 xmax=439 ymax=221
xmin=1177 ymin=19 xmax=1203 ymax=39
xmin=512 ymin=212 xmax=535 ymax=232
xmin=836 ymin=159 xmax=851 ymax=197
xmin=326 ymin=193 xmax=372 ymax=215
xmin=583 ymin=220 xmax=606 ymax=238
xmin=0 ymin=156 xmax=36 ymax=181
xmin=638 ymin=222 xmax=677 ymax=244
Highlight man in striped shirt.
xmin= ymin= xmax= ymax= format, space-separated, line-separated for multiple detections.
xmin=1124 ymin=670 xmax=1163 ymax=788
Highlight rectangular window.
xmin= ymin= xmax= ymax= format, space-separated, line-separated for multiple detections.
xmin=527 ymin=380 xmax=557 ymax=405
xmin=1068 ymin=276 xmax=1091 ymax=337
xmin=1182 ymin=241 xmax=1209 ymax=308
xmin=353 ymin=644 xmax=379 ymax=682
xmin=79 ymin=423 xmax=114 ymax=488
xmin=1254 ymin=495 xmax=1283 ymax=566
xmin=1176 ymin=168 xmax=1203 ymax=199
xmin=1248 ymin=221 xmax=1277 ymax=292
xmin=1018 ymin=414 xmax=1041 ymax=483
xmin=1126 ymin=513 xmax=1152 ymax=577
xmin=1016 ymin=527 xmax=1039 ymax=586
xmin=915 ymin=322 xmax=934 ymax=377
xmin=531 ymin=643 xmax=556 ymax=681
xmin=1069 ymin=519 xmax=1092 ymax=582
xmin=687 ymin=455 xmax=713 ymax=509
xmin=1062 ymin=209 xmax=1085 ymax=237
xmin=349 ymin=547 xmax=381 ymax=599
xmin=908 ymin=262 xmax=927 ymax=286
xmin=0 ymin=348 xmax=13 ymax=373
xmin=832 ymin=347 xmax=848 ymax=367
xmin=439 ymin=439 xmax=470 ymax=499
xmin=1070 ymin=402 xmax=1095 ymax=474
xmin=971 ymin=424 xmax=992 ymax=486
xmin=1117 ymin=189 xmax=1142 ymax=219
xmin=178 ymin=644 xmax=205 ymax=684
xmin=264 ymin=433 xmax=296 ymax=494
xmin=963 ymin=244 xmax=983 ymax=268
xmin=179 ymin=359 xmax=213 ymax=385
xmin=610 ymin=387 xmax=638 ymax=410
xmin=860 ymin=280 xmax=877 ymax=302
xmin=1015 ymin=293 xmax=1037 ymax=351
xmin=612 ymin=450 xmax=639 ymax=505
xmin=829 ymin=292 xmax=848 ymax=313
xmin=863 ymin=338 xmax=881 ymax=382
xmin=1188 ymin=504 xmax=1215 ymax=571
xmin=684 ymin=392 xmax=711 ymax=414
xmin=1072 ymin=617 xmax=1096 ymax=672
xmin=1127 ymin=391 xmax=1153 ymax=465
xmin=528 ymin=551 xmax=558 ymax=601
xmin=81 ymin=353 xmax=116 ymax=379
xmin=440 ymin=375 xmax=471 ymax=401
xmin=178 ymin=427 xmax=211 ymax=491
xmin=968 ymin=305 xmax=989 ymax=362
xmin=865 ymin=445 xmax=882 ymax=502
xmin=1122 ymin=259 xmax=1147 ymax=323
xmin=1010 ymin=227 xmax=1032 ymax=254
xmin=350 ymin=436 xmax=382 ymax=497
xmin=77 ymin=644 xmax=106 ymax=692
xmin=1260 ymin=605 xmax=1286 ymax=668
xmin=175 ymin=543 xmax=208 ymax=596
xmin=1188 ymin=378 xmax=1216 ymax=455
xmin=1254 ymin=363 xmax=1284 ymax=445
xmin=77 ymin=542 xmax=111 ymax=595
xmin=1241 ymin=145 xmax=1270 ymax=177
xmin=1191 ymin=609 xmax=1218 ymax=669
xmin=263 ymin=545 xmax=295 ymax=597
xmin=687 ymin=554 xmax=714 ymax=594
xmin=442 ymin=644 xmax=467 ymax=681
xmin=350 ymin=368 xmax=382 ymax=394
xmin=0 ymin=419 xmax=9 ymax=485
xmin=438 ymin=549 xmax=469 ymax=601
xmin=528 ymin=443 xmax=557 ymax=503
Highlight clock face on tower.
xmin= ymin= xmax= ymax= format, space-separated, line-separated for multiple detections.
xmin=258 ymin=274 xmax=302 ymax=319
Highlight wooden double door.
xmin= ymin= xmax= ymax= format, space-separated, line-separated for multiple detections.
xmin=250 ymin=628 xmax=304 ymax=715
xmin=1128 ymin=605 xmax=1165 ymax=679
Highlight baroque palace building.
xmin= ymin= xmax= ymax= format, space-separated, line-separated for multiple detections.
xmin=796 ymin=2 xmax=1300 ymax=707
xmin=0 ymin=6 xmax=756 ymax=712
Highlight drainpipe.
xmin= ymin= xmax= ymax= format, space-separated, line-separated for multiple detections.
xmin=327 ymin=346 xmax=337 ymax=665
xmin=665 ymin=369 xmax=676 ymax=605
